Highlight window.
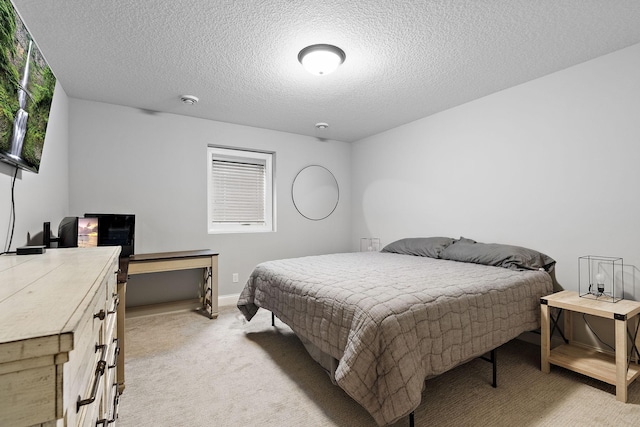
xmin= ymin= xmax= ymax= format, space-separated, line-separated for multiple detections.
xmin=207 ymin=146 xmax=275 ymax=233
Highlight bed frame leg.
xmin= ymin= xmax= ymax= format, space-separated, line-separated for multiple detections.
xmin=491 ymin=349 xmax=497 ymax=388
xmin=480 ymin=348 xmax=497 ymax=388
xmin=409 ymin=411 xmax=415 ymax=427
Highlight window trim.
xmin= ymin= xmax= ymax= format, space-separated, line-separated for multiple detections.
xmin=207 ymin=145 xmax=275 ymax=234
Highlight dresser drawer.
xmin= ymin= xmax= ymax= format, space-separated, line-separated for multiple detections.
xmin=105 ymin=289 xmax=119 ymax=352
xmin=97 ymin=337 xmax=120 ymax=426
xmin=64 ymin=280 xmax=108 ymax=426
xmin=105 ymin=261 xmax=119 ymax=312
xmin=0 ymin=362 xmax=56 ymax=426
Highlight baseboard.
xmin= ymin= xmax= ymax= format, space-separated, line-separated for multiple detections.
xmin=126 ymin=298 xmax=201 ymax=318
xmin=125 ymin=294 xmax=240 ymax=319
xmin=219 ymin=293 xmax=240 ymax=308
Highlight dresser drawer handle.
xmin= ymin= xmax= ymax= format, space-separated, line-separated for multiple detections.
xmin=108 ymin=338 xmax=120 ymax=369
xmin=108 ymin=295 xmax=120 ymax=315
xmin=94 ymin=309 xmax=106 ymax=320
xmin=77 ymin=344 xmax=108 ymax=412
xmin=96 ymin=383 xmax=119 ymax=426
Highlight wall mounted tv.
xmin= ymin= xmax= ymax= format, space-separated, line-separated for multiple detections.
xmin=0 ymin=0 xmax=56 ymax=173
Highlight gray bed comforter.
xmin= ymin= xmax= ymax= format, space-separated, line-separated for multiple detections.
xmin=237 ymin=252 xmax=553 ymax=425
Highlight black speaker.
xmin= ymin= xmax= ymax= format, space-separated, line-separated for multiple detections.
xmin=58 ymin=217 xmax=79 ymax=248
xmin=43 ymin=222 xmax=51 ymax=248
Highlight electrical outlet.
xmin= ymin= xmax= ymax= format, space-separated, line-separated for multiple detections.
xmin=232 ymin=273 xmax=239 ymax=283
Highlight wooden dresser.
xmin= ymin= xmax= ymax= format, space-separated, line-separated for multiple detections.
xmin=0 ymin=247 xmax=124 ymax=426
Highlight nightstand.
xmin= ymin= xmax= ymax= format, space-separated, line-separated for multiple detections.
xmin=541 ymin=290 xmax=640 ymax=402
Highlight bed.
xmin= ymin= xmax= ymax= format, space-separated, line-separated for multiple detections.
xmin=237 ymin=237 xmax=555 ymax=426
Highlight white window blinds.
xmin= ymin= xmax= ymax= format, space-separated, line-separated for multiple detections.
xmin=210 ymin=159 xmax=266 ymax=224
xmin=207 ymin=145 xmax=274 ymax=234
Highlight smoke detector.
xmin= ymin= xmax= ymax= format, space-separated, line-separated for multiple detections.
xmin=315 ymin=122 xmax=329 ymax=129
xmin=180 ymin=95 xmax=199 ymax=105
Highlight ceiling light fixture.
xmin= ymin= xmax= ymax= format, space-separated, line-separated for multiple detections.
xmin=180 ymin=95 xmax=199 ymax=105
xmin=298 ymin=44 xmax=346 ymax=76
xmin=315 ymin=122 xmax=329 ymax=129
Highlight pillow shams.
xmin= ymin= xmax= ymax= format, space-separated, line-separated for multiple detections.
xmin=381 ymin=237 xmax=455 ymax=258
xmin=440 ymin=238 xmax=556 ymax=272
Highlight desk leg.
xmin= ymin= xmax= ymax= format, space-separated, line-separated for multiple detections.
xmin=212 ymin=256 xmax=219 ymax=318
xmin=203 ymin=267 xmax=212 ymax=318
xmin=635 ymin=316 xmax=640 ymax=364
xmin=541 ymin=303 xmax=550 ymax=373
xmin=205 ymin=255 xmax=218 ymax=319
xmin=202 ymin=267 xmax=215 ymax=319
xmin=615 ymin=317 xmax=628 ymax=402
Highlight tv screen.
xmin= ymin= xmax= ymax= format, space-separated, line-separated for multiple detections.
xmin=0 ymin=0 xmax=56 ymax=173
xmin=84 ymin=214 xmax=135 ymax=257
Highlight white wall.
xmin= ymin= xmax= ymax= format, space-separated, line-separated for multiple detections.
xmin=0 ymin=82 xmax=69 ymax=251
xmin=68 ymin=100 xmax=351 ymax=299
xmin=352 ymin=42 xmax=640 ymax=292
xmin=352 ymin=42 xmax=640 ymax=348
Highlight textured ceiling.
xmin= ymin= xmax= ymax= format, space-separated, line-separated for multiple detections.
xmin=11 ymin=0 xmax=640 ymax=142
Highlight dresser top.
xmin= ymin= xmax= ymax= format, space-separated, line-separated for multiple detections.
xmin=0 ymin=247 xmax=120 ymax=352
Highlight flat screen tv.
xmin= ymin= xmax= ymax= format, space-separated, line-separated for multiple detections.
xmin=84 ymin=214 xmax=135 ymax=257
xmin=0 ymin=0 xmax=56 ymax=173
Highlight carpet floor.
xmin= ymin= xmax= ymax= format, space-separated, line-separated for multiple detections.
xmin=118 ymin=305 xmax=640 ymax=426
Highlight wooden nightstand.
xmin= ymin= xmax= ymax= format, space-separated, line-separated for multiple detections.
xmin=541 ymin=290 xmax=640 ymax=402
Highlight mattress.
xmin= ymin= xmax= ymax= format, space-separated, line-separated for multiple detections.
xmin=238 ymin=252 xmax=553 ymax=425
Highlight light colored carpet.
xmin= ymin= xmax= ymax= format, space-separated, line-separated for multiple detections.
xmin=118 ymin=305 xmax=640 ymax=426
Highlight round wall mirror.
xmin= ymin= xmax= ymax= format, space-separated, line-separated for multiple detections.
xmin=292 ymin=165 xmax=339 ymax=221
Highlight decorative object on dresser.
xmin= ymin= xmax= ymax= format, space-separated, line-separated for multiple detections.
xmin=127 ymin=250 xmax=219 ymax=319
xmin=541 ymin=290 xmax=640 ymax=402
xmin=0 ymin=247 xmax=123 ymax=427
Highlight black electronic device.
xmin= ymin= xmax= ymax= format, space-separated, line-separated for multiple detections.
xmin=43 ymin=221 xmax=52 ymax=247
xmin=43 ymin=217 xmax=79 ymax=248
xmin=16 ymin=245 xmax=46 ymax=255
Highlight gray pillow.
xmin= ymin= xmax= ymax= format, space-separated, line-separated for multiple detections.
xmin=381 ymin=237 xmax=456 ymax=258
xmin=440 ymin=238 xmax=556 ymax=272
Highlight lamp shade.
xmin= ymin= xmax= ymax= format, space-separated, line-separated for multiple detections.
xmin=298 ymin=44 xmax=346 ymax=75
